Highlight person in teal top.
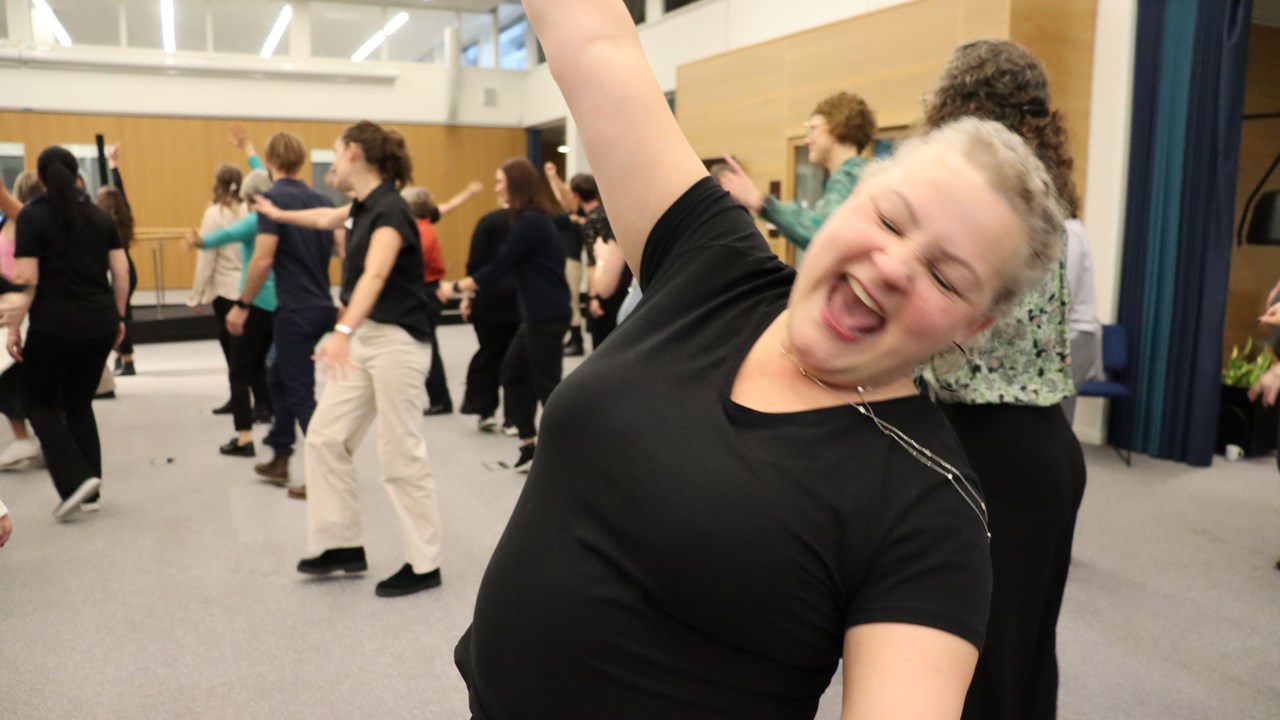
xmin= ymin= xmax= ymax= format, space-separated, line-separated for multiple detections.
xmin=190 ymin=167 xmax=279 ymax=313
xmin=717 ymin=91 xmax=877 ymax=249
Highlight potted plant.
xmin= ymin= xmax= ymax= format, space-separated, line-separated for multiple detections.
xmin=1217 ymin=338 xmax=1280 ymax=457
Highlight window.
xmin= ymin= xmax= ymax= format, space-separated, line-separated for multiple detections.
xmin=123 ymin=0 xmax=207 ymax=51
xmin=387 ymin=9 xmax=457 ymax=64
xmin=496 ymin=4 xmax=528 ymax=71
xmin=44 ymin=0 xmax=120 ymax=47
xmin=310 ymin=2 xmax=384 ymax=60
xmin=459 ymin=12 xmax=495 ymax=68
xmin=309 ymin=150 xmax=348 ymax=209
xmin=664 ymin=0 xmax=703 ymax=11
xmin=0 ymin=145 xmax=24 ymax=199
xmin=212 ymin=1 xmax=290 ymax=56
xmin=0 ymin=3 xmax=9 ymax=43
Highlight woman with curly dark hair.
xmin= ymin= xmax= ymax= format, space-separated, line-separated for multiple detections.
xmin=718 ymin=90 xmax=877 ymax=249
xmin=919 ymin=39 xmax=1085 ymax=720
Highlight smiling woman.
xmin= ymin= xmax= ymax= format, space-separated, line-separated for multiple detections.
xmin=452 ymin=2 xmax=1066 ymax=719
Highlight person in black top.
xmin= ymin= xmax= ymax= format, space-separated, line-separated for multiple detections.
xmin=544 ymin=162 xmax=587 ymax=356
xmin=438 ymin=158 xmax=570 ymax=472
xmin=8 ymin=146 xmax=131 ymax=520
xmin=255 ymin=121 xmax=444 ymax=598
xmin=455 ymin=3 xmax=1068 ymax=718
xmin=458 ymin=207 xmax=521 ymax=432
xmin=102 ymin=143 xmax=139 ymax=377
xmin=227 ymin=131 xmax=337 ymax=496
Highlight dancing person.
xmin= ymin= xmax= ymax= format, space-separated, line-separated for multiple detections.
xmin=453 ymin=3 xmax=1065 ymax=718
xmin=0 ymin=171 xmax=44 ymax=469
xmin=10 ymin=146 xmax=131 ymax=519
xmin=190 ymin=164 xmax=247 ymax=412
xmin=457 ymin=207 xmax=520 ymax=433
xmin=186 ymin=169 xmax=278 ymax=456
xmin=545 ymin=163 xmax=587 ymax=356
xmin=260 ymin=121 xmax=443 ymax=597
xmin=101 ymin=144 xmax=139 ymax=376
xmin=718 ymin=91 xmax=876 ymax=249
xmin=226 ymin=131 xmax=337 ymax=497
xmin=918 ymin=39 xmax=1086 ymax=720
xmin=437 ymin=158 xmax=570 ymax=472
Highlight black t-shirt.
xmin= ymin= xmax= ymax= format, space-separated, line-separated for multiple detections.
xmin=257 ymin=179 xmax=335 ymax=311
xmin=554 ymin=211 xmax=585 ymax=261
xmin=471 ymin=210 xmax=571 ymax=325
xmin=341 ymin=183 xmax=431 ymax=341
xmin=15 ymin=193 xmax=122 ymax=337
xmin=465 ymin=210 xmax=520 ymax=324
xmin=456 ymin=178 xmax=991 ymax=720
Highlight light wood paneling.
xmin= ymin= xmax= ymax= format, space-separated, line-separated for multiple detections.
xmin=1223 ymin=25 xmax=1280 ymax=361
xmin=0 ymin=112 xmax=525 ymax=291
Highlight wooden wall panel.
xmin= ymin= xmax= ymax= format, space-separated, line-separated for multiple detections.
xmin=1223 ymin=25 xmax=1280 ymax=360
xmin=0 ymin=112 xmax=524 ymax=291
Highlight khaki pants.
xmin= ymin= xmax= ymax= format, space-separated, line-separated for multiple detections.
xmin=565 ymin=258 xmax=583 ymax=329
xmin=305 ymin=321 xmax=442 ymax=573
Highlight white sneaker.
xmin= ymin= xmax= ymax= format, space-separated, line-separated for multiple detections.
xmin=80 ymin=500 xmax=100 ymax=513
xmin=502 ymin=424 xmax=519 ymax=437
xmin=477 ymin=416 xmax=498 ymax=433
xmin=0 ymin=439 xmax=41 ymax=469
xmin=54 ymin=477 xmax=102 ymax=521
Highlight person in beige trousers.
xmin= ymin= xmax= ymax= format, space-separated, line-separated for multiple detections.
xmin=255 ymin=120 xmax=443 ymax=598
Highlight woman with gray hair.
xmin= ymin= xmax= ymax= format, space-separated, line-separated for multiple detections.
xmin=186 ymin=166 xmax=278 ymax=457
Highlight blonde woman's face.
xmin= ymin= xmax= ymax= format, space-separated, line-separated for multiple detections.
xmin=785 ymin=146 xmax=1027 ymax=389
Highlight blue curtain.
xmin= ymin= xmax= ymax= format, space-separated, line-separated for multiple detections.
xmin=1112 ymin=0 xmax=1254 ymax=466
xmin=526 ymin=128 xmax=544 ymax=169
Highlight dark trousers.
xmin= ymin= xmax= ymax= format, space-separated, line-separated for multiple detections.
xmin=118 ymin=255 xmax=137 ymax=356
xmin=423 ymin=281 xmax=452 ymax=409
xmin=264 ymin=304 xmax=336 ymax=458
xmin=941 ymin=403 xmax=1087 ymax=720
xmin=501 ymin=321 xmax=568 ymax=440
xmin=214 ymin=297 xmax=271 ymax=417
xmin=229 ymin=306 xmax=274 ymax=431
xmin=461 ymin=319 xmax=519 ymax=419
xmin=21 ymin=329 xmax=115 ymax=500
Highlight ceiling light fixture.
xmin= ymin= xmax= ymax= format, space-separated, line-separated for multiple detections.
xmin=557 ymin=145 xmax=570 ymax=154
xmin=352 ymin=11 xmax=410 ymax=63
xmin=160 ymin=0 xmax=176 ymax=53
xmin=31 ymin=0 xmax=73 ymax=47
xmin=261 ymin=4 xmax=292 ymax=59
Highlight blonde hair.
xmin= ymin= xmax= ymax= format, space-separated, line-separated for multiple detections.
xmin=13 ymin=170 xmax=43 ymax=203
xmin=867 ymin=117 xmax=1065 ymax=316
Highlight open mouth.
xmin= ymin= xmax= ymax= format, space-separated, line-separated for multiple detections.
xmin=822 ymin=276 xmax=886 ymax=342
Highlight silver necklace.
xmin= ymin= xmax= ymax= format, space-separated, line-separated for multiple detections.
xmin=778 ymin=343 xmax=991 ymax=539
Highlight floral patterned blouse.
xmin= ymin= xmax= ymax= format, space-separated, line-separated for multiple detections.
xmin=924 ymin=249 xmax=1074 ymax=407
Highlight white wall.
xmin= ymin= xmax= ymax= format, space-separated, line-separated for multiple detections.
xmin=1074 ymin=0 xmax=1139 ymax=445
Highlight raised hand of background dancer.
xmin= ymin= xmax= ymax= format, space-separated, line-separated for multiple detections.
xmin=716 ymin=156 xmax=765 ymax=213
xmin=106 ymin=143 xmax=120 ymax=169
xmin=0 ymin=512 xmax=11 ymax=548
xmin=465 ymin=180 xmax=484 ymax=196
xmin=0 ymin=291 xmax=31 ymax=326
xmin=252 ymin=195 xmax=283 ymax=222
xmin=228 ymin=121 xmax=251 ymax=150
xmin=314 ymin=333 xmax=351 ymax=382
xmin=225 ymin=305 xmax=248 ymax=337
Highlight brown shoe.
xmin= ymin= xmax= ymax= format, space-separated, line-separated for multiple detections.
xmin=254 ymin=455 xmax=289 ymax=486
xmin=287 ymin=484 xmax=307 ymax=500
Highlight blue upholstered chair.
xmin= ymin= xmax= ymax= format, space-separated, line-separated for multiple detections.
xmin=1077 ymin=324 xmax=1133 ymax=465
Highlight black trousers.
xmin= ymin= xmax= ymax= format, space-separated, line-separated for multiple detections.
xmin=21 ymin=329 xmax=115 ymax=500
xmin=423 ymin=281 xmax=452 ymax=409
xmin=263 ymin=305 xmax=336 ymax=458
xmin=941 ymin=403 xmax=1087 ymax=720
xmin=213 ymin=297 xmax=270 ymax=418
xmin=229 ymin=305 xmax=274 ymax=431
xmin=461 ymin=318 xmax=519 ymax=419
xmin=501 ymin=321 xmax=568 ymax=440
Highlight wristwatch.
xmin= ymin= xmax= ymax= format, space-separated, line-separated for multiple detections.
xmin=452 ymin=281 xmax=463 ymax=295
xmin=334 ymin=323 xmax=354 ymax=336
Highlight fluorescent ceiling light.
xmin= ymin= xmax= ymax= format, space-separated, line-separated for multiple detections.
xmin=351 ymin=11 xmax=410 ymax=63
xmin=160 ymin=0 xmax=176 ymax=53
xmin=31 ymin=0 xmax=73 ymax=47
xmin=557 ymin=145 xmax=570 ymax=154
xmin=261 ymin=4 xmax=292 ymax=59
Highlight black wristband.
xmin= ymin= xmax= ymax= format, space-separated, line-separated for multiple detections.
xmin=453 ymin=281 xmax=462 ymax=295
xmin=234 ymin=299 xmax=250 ymax=309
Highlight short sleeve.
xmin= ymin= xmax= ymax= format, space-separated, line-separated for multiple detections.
xmin=14 ymin=208 xmax=42 ymax=258
xmin=368 ymin=204 xmax=417 ymax=249
xmin=638 ymin=177 xmax=774 ymax=292
xmin=103 ymin=219 xmax=123 ymax=251
xmin=844 ymin=467 xmax=992 ymax=650
xmin=257 ymin=202 xmax=280 ymax=237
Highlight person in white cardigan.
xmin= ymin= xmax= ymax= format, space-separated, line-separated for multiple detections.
xmin=190 ymin=165 xmax=249 ymax=414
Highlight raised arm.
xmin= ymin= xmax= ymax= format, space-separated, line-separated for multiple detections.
xmin=438 ymin=181 xmax=485 ymax=217
xmin=0 ymin=177 xmax=20 ymax=219
xmin=253 ymin=196 xmax=349 ymax=231
xmin=544 ymin=162 xmax=576 ymax=212
xmin=107 ymin=144 xmax=128 ymax=206
xmin=524 ymin=0 xmax=707 ymax=274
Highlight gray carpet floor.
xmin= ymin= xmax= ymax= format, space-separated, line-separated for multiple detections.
xmin=0 ymin=327 xmax=1277 ymax=719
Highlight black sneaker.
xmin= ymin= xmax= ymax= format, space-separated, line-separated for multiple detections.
xmin=375 ymin=563 xmax=442 ymax=597
xmin=115 ymin=361 xmax=136 ymax=377
xmin=423 ymin=404 xmax=453 ymax=416
xmin=563 ymin=340 xmax=584 ymax=357
xmin=513 ymin=443 xmax=535 ymax=473
xmin=297 ymin=547 xmax=367 ymax=575
xmin=219 ymin=438 xmax=255 ymax=457
xmin=211 ymin=401 xmax=233 ymax=415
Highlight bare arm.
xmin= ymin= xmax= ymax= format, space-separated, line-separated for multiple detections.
xmin=108 ymin=248 xmax=130 ymax=318
xmin=839 ymin=624 xmax=978 ymax=720
xmin=334 ymin=227 xmax=400 ymax=332
xmin=544 ymin=162 xmax=577 ymax=212
xmin=524 ymin=0 xmax=708 ymax=275
xmin=253 ymin=196 xmax=350 ymax=231
xmin=438 ymin=182 xmax=485 ymax=217
xmin=592 ymin=238 xmax=627 ymax=299
xmin=0 ymin=177 xmax=20 ymax=219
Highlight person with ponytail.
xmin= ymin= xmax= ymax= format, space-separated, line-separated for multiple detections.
xmin=189 ymin=165 xmax=248 ymax=413
xmin=255 ymin=120 xmax=444 ymax=597
xmin=100 ymin=143 xmax=139 ymax=376
xmin=9 ymin=146 xmax=131 ymax=520
xmin=918 ymin=39 xmax=1086 ymax=720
